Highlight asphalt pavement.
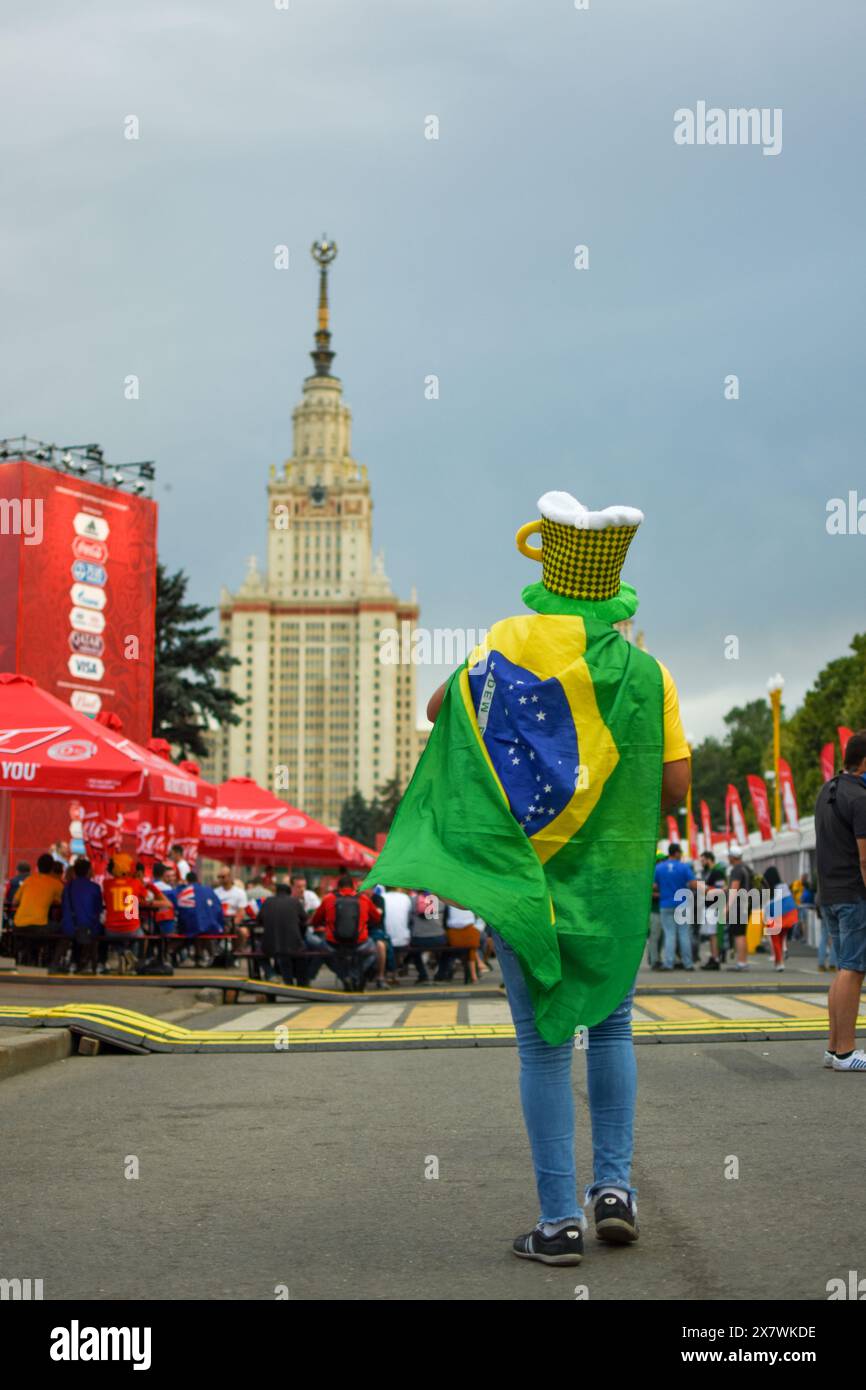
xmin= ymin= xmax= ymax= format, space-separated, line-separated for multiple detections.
xmin=0 ymin=1034 xmax=860 ymax=1301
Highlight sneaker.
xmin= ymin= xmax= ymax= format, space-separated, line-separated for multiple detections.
xmin=823 ymin=1050 xmax=835 ymax=1069
xmin=775 ymin=964 xmax=785 ymax=972
xmin=512 ymin=1225 xmax=584 ymax=1266
xmin=594 ymin=1193 xmax=639 ymax=1244
xmin=701 ymin=958 xmax=720 ymax=971
xmin=726 ymin=962 xmax=750 ymax=971
xmin=832 ymin=1050 xmax=866 ymax=1072
xmin=818 ymin=964 xmax=827 ymax=972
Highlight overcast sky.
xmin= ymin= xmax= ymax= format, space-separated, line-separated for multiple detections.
xmin=3 ymin=0 xmax=864 ymax=740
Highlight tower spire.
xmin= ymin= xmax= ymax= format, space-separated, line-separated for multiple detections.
xmin=310 ymin=236 xmax=338 ymax=377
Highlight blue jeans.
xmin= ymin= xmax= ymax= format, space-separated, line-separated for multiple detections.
xmin=823 ymin=901 xmax=866 ymax=973
xmin=660 ymin=906 xmax=693 ymax=969
xmin=492 ymin=930 xmax=637 ymax=1227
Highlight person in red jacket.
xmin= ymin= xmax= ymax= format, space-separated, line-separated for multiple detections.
xmin=312 ymin=874 xmax=381 ymax=988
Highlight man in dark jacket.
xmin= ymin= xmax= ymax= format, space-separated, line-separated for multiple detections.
xmin=260 ymin=881 xmax=309 ymax=985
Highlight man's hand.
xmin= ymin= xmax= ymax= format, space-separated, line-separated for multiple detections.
xmin=858 ymin=837 xmax=866 ymax=892
xmin=661 ymin=757 xmax=690 ymax=812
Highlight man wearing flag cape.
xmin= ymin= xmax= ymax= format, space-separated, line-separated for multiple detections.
xmin=363 ymin=491 xmax=690 ymax=1266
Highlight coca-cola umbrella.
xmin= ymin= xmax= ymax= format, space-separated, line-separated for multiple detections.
xmin=118 ymin=739 xmax=206 ymax=872
xmin=198 ymin=776 xmax=343 ymax=868
xmin=0 ymin=673 xmax=216 ymax=882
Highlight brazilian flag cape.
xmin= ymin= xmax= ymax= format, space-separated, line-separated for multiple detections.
xmin=362 ymin=613 xmax=664 ymax=1045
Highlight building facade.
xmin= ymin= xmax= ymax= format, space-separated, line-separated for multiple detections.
xmin=214 ymin=241 xmax=421 ymax=827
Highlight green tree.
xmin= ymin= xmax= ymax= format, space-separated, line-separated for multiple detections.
xmin=339 ymin=790 xmax=373 ymax=843
xmin=152 ymin=563 xmax=243 ymax=758
xmin=784 ymin=633 xmax=866 ymax=811
xmin=690 ymin=700 xmax=774 ymax=834
xmin=339 ymin=779 xmax=403 ymax=845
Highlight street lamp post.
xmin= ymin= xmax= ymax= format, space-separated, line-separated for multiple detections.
xmin=767 ymin=674 xmax=785 ymax=833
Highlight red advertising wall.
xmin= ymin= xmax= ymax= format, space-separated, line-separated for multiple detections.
xmin=0 ymin=459 xmax=158 ymax=861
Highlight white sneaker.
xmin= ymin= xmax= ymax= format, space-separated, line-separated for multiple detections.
xmin=775 ymin=964 xmax=785 ymax=972
xmin=832 ymin=1050 xmax=866 ymax=1071
xmin=823 ymin=1050 xmax=835 ymax=1068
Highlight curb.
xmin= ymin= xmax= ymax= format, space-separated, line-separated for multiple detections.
xmin=0 ymin=1027 xmax=73 ymax=1082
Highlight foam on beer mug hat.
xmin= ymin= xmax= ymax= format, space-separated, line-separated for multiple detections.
xmin=516 ymin=490 xmax=645 ymax=622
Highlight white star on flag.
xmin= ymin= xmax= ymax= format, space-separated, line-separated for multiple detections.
xmin=536 ymin=711 xmax=546 ymax=722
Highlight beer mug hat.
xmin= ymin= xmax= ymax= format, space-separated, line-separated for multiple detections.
xmin=516 ymin=491 xmax=644 ymax=622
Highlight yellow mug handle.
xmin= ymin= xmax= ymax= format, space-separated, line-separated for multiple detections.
xmin=515 ymin=519 xmax=543 ymax=561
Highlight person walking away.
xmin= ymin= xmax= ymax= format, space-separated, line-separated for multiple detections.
xmin=259 ymin=881 xmax=308 ymax=984
xmin=13 ymin=853 xmax=64 ymax=967
xmin=814 ymin=732 xmax=866 ymax=1071
xmin=761 ymin=865 xmax=798 ymax=970
xmin=653 ymin=843 xmax=698 ymax=971
xmin=364 ymin=491 xmax=691 ymax=1263
xmin=383 ymin=886 xmax=412 ymax=981
xmin=312 ymin=875 xmax=381 ymax=990
xmin=60 ymin=859 xmax=103 ymax=973
xmin=725 ymin=845 xmax=754 ymax=971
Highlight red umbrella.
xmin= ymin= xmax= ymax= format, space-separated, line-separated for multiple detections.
xmin=0 ymin=673 xmax=216 ymax=879
xmin=198 ymin=776 xmax=343 ymax=868
xmin=116 ymin=740 xmax=208 ymax=871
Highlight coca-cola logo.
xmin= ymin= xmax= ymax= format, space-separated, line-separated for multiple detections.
xmin=135 ymin=819 xmax=169 ymax=858
xmin=81 ymin=807 xmax=124 ymax=848
xmin=72 ymin=536 xmax=108 ymax=565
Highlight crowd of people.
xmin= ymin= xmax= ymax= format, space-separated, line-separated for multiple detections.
xmin=649 ymin=841 xmax=818 ymax=973
xmin=1 ymin=837 xmax=832 ymax=989
xmin=0 ymin=843 xmax=495 ymax=990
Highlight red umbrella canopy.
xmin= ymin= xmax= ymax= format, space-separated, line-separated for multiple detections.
xmin=0 ymin=673 xmax=216 ymax=806
xmin=198 ymin=776 xmax=342 ymax=866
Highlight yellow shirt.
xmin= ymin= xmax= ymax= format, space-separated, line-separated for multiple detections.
xmin=13 ymin=873 xmax=64 ymax=927
xmin=656 ymin=662 xmax=690 ymax=763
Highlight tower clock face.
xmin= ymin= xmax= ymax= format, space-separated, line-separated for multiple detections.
xmin=309 ymin=482 xmax=327 ymax=506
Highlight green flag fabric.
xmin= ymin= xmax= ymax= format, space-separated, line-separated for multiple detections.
xmin=362 ymin=612 xmax=664 ymax=1045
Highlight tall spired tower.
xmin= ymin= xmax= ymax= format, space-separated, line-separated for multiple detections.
xmin=214 ymin=240 xmax=421 ymax=826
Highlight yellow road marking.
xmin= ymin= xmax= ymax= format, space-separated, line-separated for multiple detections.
xmin=403 ymin=1002 xmax=460 ymax=1028
xmin=636 ymin=995 xmax=726 ymax=1023
xmin=744 ymin=993 xmax=828 ymax=1019
xmin=282 ymin=1005 xmax=353 ymax=1029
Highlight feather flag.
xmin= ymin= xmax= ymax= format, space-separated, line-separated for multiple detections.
xmin=820 ymin=743 xmax=835 ymax=782
xmin=363 ymin=613 xmax=664 ymax=1045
